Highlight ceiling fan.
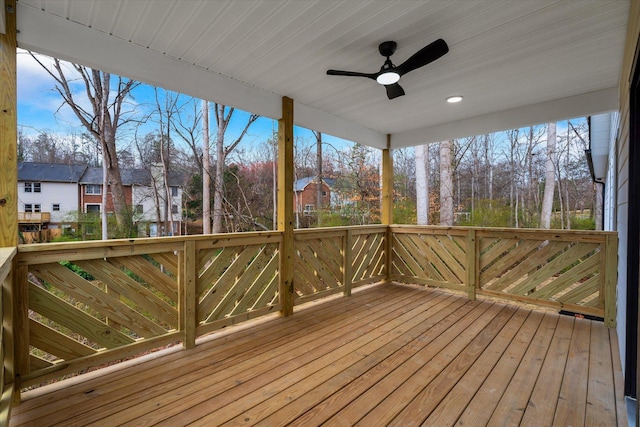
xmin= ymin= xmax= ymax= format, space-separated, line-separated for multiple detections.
xmin=327 ymin=39 xmax=449 ymax=100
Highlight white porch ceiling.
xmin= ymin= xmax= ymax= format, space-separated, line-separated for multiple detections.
xmin=15 ymin=0 xmax=629 ymax=149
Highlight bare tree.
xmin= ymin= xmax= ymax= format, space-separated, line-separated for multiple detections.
xmin=439 ymin=140 xmax=454 ymax=225
xmin=202 ymin=100 xmax=212 ymax=234
xmin=540 ymin=122 xmax=556 ymax=228
xmin=212 ymin=105 xmax=259 ymax=233
xmin=415 ymin=144 xmax=429 ymax=224
xmin=313 ymin=130 xmax=323 ymax=226
xmin=31 ymin=54 xmax=139 ymax=237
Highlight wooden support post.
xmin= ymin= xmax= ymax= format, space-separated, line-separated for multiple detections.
xmin=466 ymin=229 xmax=477 ymax=300
xmin=0 ymin=0 xmax=17 ymax=248
xmin=1 ymin=249 xmax=16 ymax=411
xmin=381 ymin=135 xmax=393 ymax=282
xmin=12 ymin=263 xmax=27 ymax=405
xmin=343 ymin=229 xmax=353 ymax=296
xmin=603 ymin=233 xmax=617 ymax=327
xmin=180 ymin=240 xmax=197 ymax=349
xmin=1 ymin=1 xmax=18 ymax=405
xmin=278 ymin=97 xmax=294 ymax=316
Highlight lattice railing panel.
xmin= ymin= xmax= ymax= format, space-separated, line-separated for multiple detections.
xmin=197 ymin=243 xmax=279 ymax=324
xmin=479 ymin=237 xmax=602 ymax=308
xmin=351 ymin=230 xmax=386 ymax=285
xmin=25 ymin=251 xmax=179 ymax=377
xmin=391 ymin=228 xmax=467 ymax=290
xmin=294 ymin=235 xmax=343 ymax=297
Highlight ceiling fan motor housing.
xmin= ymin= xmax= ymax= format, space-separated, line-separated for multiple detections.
xmin=379 ymin=41 xmax=397 ymax=58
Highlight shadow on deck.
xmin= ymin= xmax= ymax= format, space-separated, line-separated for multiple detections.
xmin=9 ymin=283 xmax=626 ymax=426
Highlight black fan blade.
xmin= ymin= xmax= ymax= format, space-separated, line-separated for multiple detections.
xmin=385 ymin=83 xmax=405 ymax=99
xmin=327 ymin=69 xmax=377 ymax=80
xmin=396 ymin=38 xmax=448 ymax=76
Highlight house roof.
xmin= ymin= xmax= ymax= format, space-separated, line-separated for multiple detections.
xmin=79 ymin=167 xmax=185 ymax=187
xmin=294 ymin=177 xmax=335 ymax=192
xmin=17 ymin=162 xmax=87 ymax=183
xmin=15 ymin=1 xmax=629 ymax=149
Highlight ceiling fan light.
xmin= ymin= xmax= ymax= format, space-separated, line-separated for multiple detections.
xmin=447 ymin=95 xmax=463 ymax=103
xmin=377 ymin=71 xmax=400 ymax=85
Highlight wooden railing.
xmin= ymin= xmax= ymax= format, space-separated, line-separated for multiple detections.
xmin=0 ymin=247 xmax=17 ymax=424
xmin=6 ymin=224 xmax=618 ymax=399
xmin=390 ymin=225 xmax=617 ymax=326
xmin=293 ymin=225 xmax=387 ymax=303
xmin=17 ymin=212 xmax=50 ymax=223
xmin=14 ymin=232 xmax=281 ymax=391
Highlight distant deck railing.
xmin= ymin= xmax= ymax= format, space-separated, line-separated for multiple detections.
xmin=5 ymin=225 xmax=618 ymax=400
xmin=17 ymin=212 xmax=50 ymax=224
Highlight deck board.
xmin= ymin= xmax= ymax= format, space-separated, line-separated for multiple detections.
xmin=9 ymin=283 xmax=626 ymax=427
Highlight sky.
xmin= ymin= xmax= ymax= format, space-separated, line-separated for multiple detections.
xmin=16 ymin=49 xmax=354 ymax=160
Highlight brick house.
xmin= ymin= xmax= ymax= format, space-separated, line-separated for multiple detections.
xmin=294 ymin=177 xmax=333 ymax=214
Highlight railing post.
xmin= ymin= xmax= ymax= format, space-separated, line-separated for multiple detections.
xmin=466 ymin=229 xmax=477 ymax=300
xmin=278 ymin=97 xmax=295 ymax=316
xmin=12 ymin=263 xmax=28 ymax=405
xmin=179 ymin=240 xmax=197 ymax=349
xmin=343 ymin=229 xmax=353 ymax=296
xmin=603 ymin=233 xmax=617 ymax=327
xmin=1 ymin=251 xmax=16 ymax=412
xmin=381 ymin=137 xmax=393 ymax=283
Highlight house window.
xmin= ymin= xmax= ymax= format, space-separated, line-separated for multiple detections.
xmin=34 ymin=204 xmax=41 ymax=213
xmin=322 ymin=191 xmax=327 ymax=196
xmin=304 ymin=204 xmax=314 ymax=213
xmin=85 ymin=184 xmax=101 ymax=195
xmin=52 ymin=204 xmax=60 ymax=212
xmin=24 ymin=182 xmax=41 ymax=193
xmin=171 ymin=204 xmax=179 ymax=214
xmin=134 ymin=204 xmax=144 ymax=214
xmin=171 ymin=186 xmax=178 ymax=197
xmin=24 ymin=204 xmax=32 ymax=212
xmin=86 ymin=204 xmax=101 ymax=214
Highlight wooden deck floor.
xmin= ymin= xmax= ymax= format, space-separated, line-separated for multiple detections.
xmin=10 ymin=283 xmax=627 ymax=426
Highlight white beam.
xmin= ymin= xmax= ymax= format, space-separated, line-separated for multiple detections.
xmin=391 ymin=87 xmax=619 ymax=148
xmin=295 ymin=102 xmax=387 ymax=149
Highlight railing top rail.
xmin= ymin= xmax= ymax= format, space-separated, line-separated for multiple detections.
xmin=0 ymin=247 xmax=17 ymax=284
xmin=390 ymin=224 xmax=617 ymax=240
xmin=17 ymin=230 xmax=284 ymax=253
xmin=293 ymin=224 xmax=387 ymax=235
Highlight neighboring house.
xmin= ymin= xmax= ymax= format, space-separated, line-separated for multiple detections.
xmin=294 ymin=176 xmax=333 ymax=214
xmin=17 ymin=162 xmax=87 ymax=236
xmin=79 ymin=165 xmax=184 ymax=237
xmin=131 ymin=165 xmax=184 ymax=237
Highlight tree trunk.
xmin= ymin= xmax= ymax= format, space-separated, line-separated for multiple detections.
xmin=439 ymin=140 xmax=454 ymax=226
xmin=415 ymin=144 xmax=429 ymax=225
xmin=540 ymin=122 xmax=556 ymax=228
xmin=202 ymin=100 xmax=211 ymax=234
xmin=595 ymin=182 xmax=603 ymax=230
xmin=103 ymin=117 xmax=131 ymax=237
xmin=315 ymin=131 xmax=323 ymax=226
xmin=213 ymin=105 xmax=226 ymax=233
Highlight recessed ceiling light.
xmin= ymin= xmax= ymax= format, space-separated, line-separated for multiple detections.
xmin=447 ymin=95 xmax=463 ymax=103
